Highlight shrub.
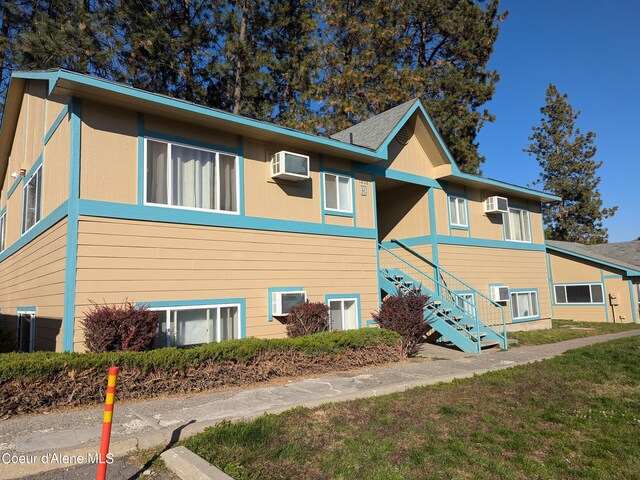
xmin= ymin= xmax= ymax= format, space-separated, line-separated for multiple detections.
xmin=372 ymin=291 xmax=431 ymax=357
xmin=0 ymin=326 xmax=16 ymax=353
xmin=82 ymin=301 xmax=158 ymax=353
xmin=285 ymin=302 xmax=330 ymax=338
xmin=0 ymin=328 xmax=402 ymax=382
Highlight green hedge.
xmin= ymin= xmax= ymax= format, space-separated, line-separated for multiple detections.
xmin=0 ymin=328 xmax=400 ymax=382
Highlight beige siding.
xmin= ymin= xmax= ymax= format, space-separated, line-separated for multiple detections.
xmin=80 ymin=100 xmax=138 ymax=204
xmin=0 ymin=218 xmax=67 ymax=351
xmin=549 ymin=251 xmax=602 ymax=283
xmin=466 ymin=189 xmax=505 ymax=240
xmin=432 ymin=188 xmax=449 ymax=235
xmin=243 ymin=139 xmax=322 ymax=223
xmin=437 ymin=245 xmax=551 ymax=324
xmin=354 ymin=172 xmax=375 ymax=229
xmin=325 ymin=214 xmax=353 ymax=227
xmin=604 ymin=275 xmax=634 ymax=323
xmin=45 ymin=94 xmax=71 ymax=134
xmin=42 ymin=116 xmax=70 ymax=216
xmin=144 ymin=113 xmax=239 ymax=151
xmin=73 ymin=216 xmax=379 ymax=351
xmin=377 ymin=184 xmax=429 ymax=242
xmin=552 ymin=305 xmax=607 ymax=322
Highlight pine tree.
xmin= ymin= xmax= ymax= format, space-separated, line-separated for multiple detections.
xmin=314 ymin=0 xmax=505 ymax=173
xmin=524 ymin=84 xmax=617 ymax=244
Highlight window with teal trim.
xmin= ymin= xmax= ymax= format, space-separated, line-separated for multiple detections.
xmin=150 ymin=303 xmax=240 ymax=347
xmin=448 ymin=195 xmax=468 ymax=227
xmin=323 ymin=173 xmax=353 ymax=214
xmin=328 ymin=298 xmax=359 ymax=330
xmin=554 ymin=284 xmax=604 ymax=304
xmin=510 ymin=291 xmax=538 ymax=320
xmin=22 ymin=166 xmax=42 ymax=234
xmin=0 ymin=210 xmax=6 ymax=252
xmin=504 ymin=207 xmax=531 ymax=242
xmin=145 ymin=138 xmax=239 ymax=213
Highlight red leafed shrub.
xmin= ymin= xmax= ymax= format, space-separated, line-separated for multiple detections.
xmin=285 ymin=302 xmax=330 ymax=338
xmin=82 ymin=301 xmax=158 ymax=353
xmin=372 ymin=291 xmax=431 ymax=357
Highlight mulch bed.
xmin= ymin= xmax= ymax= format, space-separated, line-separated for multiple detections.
xmin=0 ymin=343 xmax=402 ymax=418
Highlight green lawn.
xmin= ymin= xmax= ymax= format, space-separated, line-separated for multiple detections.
xmin=509 ymin=319 xmax=640 ymax=346
xmin=181 ymin=335 xmax=640 ymax=480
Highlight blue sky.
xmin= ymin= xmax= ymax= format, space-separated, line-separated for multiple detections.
xmin=476 ymin=0 xmax=639 ymax=242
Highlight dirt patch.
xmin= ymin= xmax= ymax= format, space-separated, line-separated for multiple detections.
xmin=0 ymin=344 xmax=401 ymax=419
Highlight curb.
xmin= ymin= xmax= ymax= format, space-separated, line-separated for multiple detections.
xmin=161 ymin=446 xmax=234 ymax=480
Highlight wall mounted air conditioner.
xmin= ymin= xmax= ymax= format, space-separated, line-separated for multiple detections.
xmin=490 ymin=286 xmax=510 ymax=302
xmin=272 ymin=291 xmax=307 ymax=316
xmin=270 ymin=151 xmax=310 ymax=181
xmin=484 ymin=196 xmax=509 ymax=214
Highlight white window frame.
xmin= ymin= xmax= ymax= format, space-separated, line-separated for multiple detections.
xmin=21 ymin=165 xmax=42 ymax=235
xmin=143 ymin=138 xmax=240 ymax=215
xmin=322 ymin=172 xmax=353 ymax=214
xmin=0 ymin=210 xmax=6 ymax=252
xmin=448 ymin=195 xmax=468 ymax=227
xmin=150 ymin=303 xmax=241 ymax=347
xmin=510 ymin=290 xmax=539 ymax=320
xmin=504 ymin=207 xmax=532 ymax=243
xmin=455 ymin=292 xmax=475 ymax=315
xmin=554 ymin=283 xmax=605 ymax=305
xmin=327 ymin=297 xmax=359 ymax=331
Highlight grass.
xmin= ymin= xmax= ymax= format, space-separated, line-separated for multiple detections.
xmin=509 ymin=319 xmax=640 ymax=346
xmin=181 ymin=335 xmax=640 ymax=480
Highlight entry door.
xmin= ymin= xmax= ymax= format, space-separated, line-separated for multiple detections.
xmin=17 ymin=312 xmax=35 ymax=352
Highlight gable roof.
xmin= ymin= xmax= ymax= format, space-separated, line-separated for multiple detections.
xmin=330 ymin=99 xmax=420 ymax=150
xmin=546 ymin=239 xmax=640 ymax=276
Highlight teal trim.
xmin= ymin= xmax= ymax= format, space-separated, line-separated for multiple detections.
xmin=604 ymin=274 xmax=623 ymax=279
xmin=142 ymin=128 xmax=241 ymax=155
xmin=325 ymin=210 xmax=353 ymax=218
xmin=24 ymin=155 xmax=43 ymax=181
xmin=78 ymin=200 xmax=376 ymax=239
xmin=238 ymin=135 xmax=245 ymax=216
xmin=546 ymin=245 xmax=640 ymax=277
xmin=355 ymin=163 xmax=442 ymax=188
xmin=545 ymin=253 xmax=555 ymax=319
xmin=366 ymin=319 xmax=377 ymax=327
xmin=0 ymin=201 xmax=68 ymax=263
xmin=43 ymin=102 xmax=70 ymax=145
xmin=601 ymin=268 xmax=610 ymax=322
xmin=629 ymin=280 xmax=638 ymax=324
xmin=427 ymin=188 xmax=439 ymax=272
xmin=552 ymin=281 xmax=606 ymax=286
xmin=268 ymin=286 xmax=303 ymax=321
xmin=6 ymin=175 xmax=22 ymax=199
xmin=19 ymin=158 xmax=44 ymax=236
xmin=372 ymin=178 xmax=382 ymax=308
xmin=62 ymin=98 xmax=81 ymax=352
xmin=325 ymin=293 xmax=362 ymax=329
xmin=138 ymin=298 xmax=247 ymax=339
xmin=509 ymin=287 xmax=541 ymax=323
xmin=137 ymin=113 xmax=145 ymax=205
xmin=15 ymin=70 xmax=378 ymax=158
xmin=381 ymin=234 xmax=547 ymax=252
xmin=454 ymin=172 xmax=561 ymax=202
xmin=16 ymin=305 xmax=37 ymax=313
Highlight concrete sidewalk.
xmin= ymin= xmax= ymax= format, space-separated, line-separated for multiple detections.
xmin=2 ymin=330 xmax=639 ymax=479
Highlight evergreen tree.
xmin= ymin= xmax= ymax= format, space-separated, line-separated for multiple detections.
xmin=524 ymin=84 xmax=617 ymax=244
xmin=314 ymin=0 xmax=505 ymax=173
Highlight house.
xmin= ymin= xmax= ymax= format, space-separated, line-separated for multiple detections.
xmin=0 ymin=69 xmax=570 ymax=354
xmin=546 ymin=240 xmax=640 ymax=324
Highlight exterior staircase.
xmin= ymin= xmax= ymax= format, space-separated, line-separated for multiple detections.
xmin=378 ymin=241 xmax=508 ymax=354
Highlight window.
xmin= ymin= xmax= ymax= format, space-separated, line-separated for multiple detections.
xmin=455 ymin=293 xmax=475 ymax=315
xmin=152 ymin=304 xmax=240 ymax=347
xmin=145 ymin=139 xmax=238 ymax=213
xmin=504 ymin=207 xmax=531 ymax=242
xmin=17 ymin=311 xmax=36 ymax=352
xmin=0 ymin=211 xmax=6 ymax=252
xmin=448 ymin=196 xmax=468 ymax=227
xmin=323 ymin=173 xmax=352 ymax=213
xmin=510 ymin=291 xmax=539 ymax=320
xmin=328 ymin=298 xmax=359 ymax=330
xmin=22 ymin=166 xmax=42 ymax=234
xmin=554 ymin=284 xmax=604 ymax=304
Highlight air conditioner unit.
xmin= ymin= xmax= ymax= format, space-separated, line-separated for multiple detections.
xmin=484 ymin=196 xmax=509 ymax=214
xmin=490 ymin=286 xmax=510 ymax=302
xmin=272 ymin=291 xmax=307 ymax=316
xmin=270 ymin=151 xmax=310 ymax=181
